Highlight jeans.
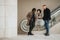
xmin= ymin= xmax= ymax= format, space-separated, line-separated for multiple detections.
xmin=44 ymin=20 xmax=49 ymax=34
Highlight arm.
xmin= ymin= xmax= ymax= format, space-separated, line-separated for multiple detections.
xmin=26 ymin=12 xmax=31 ymax=21
xmin=26 ymin=12 xmax=31 ymax=25
xmin=48 ymin=9 xmax=51 ymax=20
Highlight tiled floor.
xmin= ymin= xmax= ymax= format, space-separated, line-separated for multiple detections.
xmin=0 ymin=34 xmax=60 ymax=40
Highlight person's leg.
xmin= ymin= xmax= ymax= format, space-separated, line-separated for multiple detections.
xmin=46 ymin=20 xmax=49 ymax=34
xmin=28 ymin=22 xmax=35 ymax=35
xmin=29 ymin=24 xmax=33 ymax=34
xmin=44 ymin=20 xmax=49 ymax=36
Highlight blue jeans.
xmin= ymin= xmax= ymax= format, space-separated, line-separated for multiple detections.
xmin=44 ymin=20 xmax=49 ymax=34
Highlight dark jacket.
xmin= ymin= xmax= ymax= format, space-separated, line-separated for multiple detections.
xmin=43 ymin=8 xmax=51 ymax=20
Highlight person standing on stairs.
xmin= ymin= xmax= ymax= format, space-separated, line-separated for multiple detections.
xmin=42 ymin=5 xmax=51 ymax=36
xmin=26 ymin=8 xmax=37 ymax=35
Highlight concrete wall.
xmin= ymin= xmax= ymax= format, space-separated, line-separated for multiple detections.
xmin=5 ymin=0 xmax=17 ymax=37
xmin=0 ymin=0 xmax=17 ymax=38
xmin=0 ymin=0 xmax=5 ymax=37
xmin=18 ymin=0 xmax=60 ymax=34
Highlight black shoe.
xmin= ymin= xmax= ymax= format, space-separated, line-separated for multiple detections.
xmin=28 ymin=32 xmax=34 ymax=35
xmin=44 ymin=33 xmax=49 ymax=36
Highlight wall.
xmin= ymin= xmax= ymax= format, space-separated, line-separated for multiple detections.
xmin=0 ymin=0 xmax=5 ymax=37
xmin=18 ymin=0 xmax=60 ymax=34
xmin=0 ymin=0 xmax=17 ymax=38
xmin=5 ymin=0 xmax=17 ymax=37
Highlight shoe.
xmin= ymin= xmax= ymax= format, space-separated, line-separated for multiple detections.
xmin=28 ymin=32 xmax=34 ymax=35
xmin=44 ymin=33 xmax=49 ymax=36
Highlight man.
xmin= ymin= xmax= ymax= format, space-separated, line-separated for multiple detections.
xmin=42 ymin=5 xmax=51 ymax=36
xmin=26 ymin=8 xmax=36 ymax=35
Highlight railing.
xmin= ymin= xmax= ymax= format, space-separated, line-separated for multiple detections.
xmin=51 ymin=5 xmax=60 ymax=15
xmin=51 ymin=5 xmax=60 ymax=27
xmin=50 ymin=10 xmax=60 ymax=27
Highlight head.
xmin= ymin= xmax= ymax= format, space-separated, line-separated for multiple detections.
xmin=37 ymin=9 xmax=41 ymax=13
xmin=32 ymin=8 xmax=36 ymax=13
xmin=42 ymin=5 xmax=47 ymax=9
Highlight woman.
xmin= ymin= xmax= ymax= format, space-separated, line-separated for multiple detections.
xmin=36 ymin=9 xmax=44 ymax=26
xmin=37 ymin=9 xmax=42 ymax=19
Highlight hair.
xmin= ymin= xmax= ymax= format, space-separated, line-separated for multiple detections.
xmin=37 ymin=9 xmax=41 ymax=13
xmin=42 ymin=5 xmax=46 ymax=7
xmin=32 ymin=8 xmax=36 ymax=11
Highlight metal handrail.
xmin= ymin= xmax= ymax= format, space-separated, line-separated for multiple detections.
xmin=51 ymin=10 xmax=60 ymax=27
xmin=51 ymin=5 xmax=60 ymax=15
